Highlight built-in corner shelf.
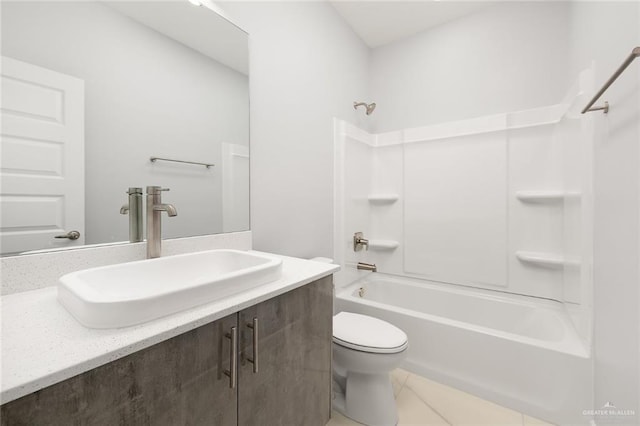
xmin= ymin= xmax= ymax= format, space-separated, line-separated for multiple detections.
xmin=368 ymin=240 xmax=399 ymax=251
xmin=515 ymin=191 xmax=582 ymax=203
xmin=516 ymin=251 xmax=581 ymax=268
xmin=367 ymin=194 xmax=399 ymax=205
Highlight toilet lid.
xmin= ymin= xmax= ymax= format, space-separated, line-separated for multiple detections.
xmin=333 ymin=312 xmax=408 ymax=354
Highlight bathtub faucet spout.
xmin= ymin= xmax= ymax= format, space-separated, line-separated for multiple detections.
xmin=357 ymin=262 xmax=377 ymax=272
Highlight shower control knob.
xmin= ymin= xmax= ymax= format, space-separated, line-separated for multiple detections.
xmin=353 ymin=232 xmax=369 ymax=251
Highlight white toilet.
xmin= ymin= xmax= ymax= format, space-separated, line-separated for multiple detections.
xmin=332 ymin=311 xmax=408 ymax=426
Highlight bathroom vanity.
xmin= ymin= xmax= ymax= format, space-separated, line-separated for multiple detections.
xmin=1 ymin=254 xmax=337 ymax=426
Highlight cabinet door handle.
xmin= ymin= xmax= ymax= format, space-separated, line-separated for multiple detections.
xmin=246 ymin=318 xmax=259 ymax=373
xmin=224 ymin=326 xmax=237 ymax=389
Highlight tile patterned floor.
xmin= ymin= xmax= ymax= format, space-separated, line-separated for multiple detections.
xmin=327 ymin=369 xmax=555 ymax=426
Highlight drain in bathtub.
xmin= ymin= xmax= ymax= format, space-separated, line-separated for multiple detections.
xmin=358 ymin=287 xmax=365 ymax=297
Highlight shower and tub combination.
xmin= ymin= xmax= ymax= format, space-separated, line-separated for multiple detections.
xmin=334 ymin=71 xmax=597 ymax=425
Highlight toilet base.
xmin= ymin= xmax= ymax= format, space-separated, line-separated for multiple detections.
xmin=332 ymin=371 xmax=398 ymax=426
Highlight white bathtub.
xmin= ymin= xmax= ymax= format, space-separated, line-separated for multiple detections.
xmin=335 ymin=273 xmax=592 ymax=425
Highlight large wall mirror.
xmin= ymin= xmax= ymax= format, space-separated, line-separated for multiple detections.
xmin=1 ymin=1 xmax=249 ymax=256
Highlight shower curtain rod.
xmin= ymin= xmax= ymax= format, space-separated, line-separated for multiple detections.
xmin=581 ymin=46 xmax=640 ymax=114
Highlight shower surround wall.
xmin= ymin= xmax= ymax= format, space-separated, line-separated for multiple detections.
xmin=334 ymin=71 xmax=594 ymax=340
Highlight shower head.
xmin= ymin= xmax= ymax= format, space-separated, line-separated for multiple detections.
xmin=366 ymin=103 xmax=376 ymax=115
xmin=354 ymin=101 xmax=376 ymax=115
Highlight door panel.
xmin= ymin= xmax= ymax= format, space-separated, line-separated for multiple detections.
xmin=238 ymin=277 xmax=333 ymax=426
xmin=1 ymin=56 xmax=85 ymax=255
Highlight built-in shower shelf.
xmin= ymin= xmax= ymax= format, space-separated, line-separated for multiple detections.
xmin=368 ymin=240 xmax=399 ymax=251
xmin=515 ymin=191 xmax=581 ymax=203
xmin=516 ymin=251 xmax=581 ymax=268
xmin=367 ymin=194 xmax=399 ymax=204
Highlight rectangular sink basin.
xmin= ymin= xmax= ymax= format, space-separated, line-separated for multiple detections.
xmin=57 ymin=250 xmax=282 ymax=328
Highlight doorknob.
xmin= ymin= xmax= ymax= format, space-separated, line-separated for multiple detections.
xmin=54 ymin=230 xmax=81 ymax=240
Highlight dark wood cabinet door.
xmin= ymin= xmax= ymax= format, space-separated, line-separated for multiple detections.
xmin=1 ymin=313 xmax=238 ymax=426
xmin=237 ymin=276 xmax=333 ymax=426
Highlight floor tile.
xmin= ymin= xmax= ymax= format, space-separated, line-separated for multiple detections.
xmin=327 ymin=410 xmax=363 ymax=426
xmin=327 ymin=369 xmax=555 ymax=426
xmin=403 ymin=374 xmax=523 ymax=426
xmin=391 ymin=368 xmax=411 ymax=397
xmin=396 ymin=386 xmax=450 ymax=426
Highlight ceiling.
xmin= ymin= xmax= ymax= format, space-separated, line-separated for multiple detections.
xmin=329 ymin=1 xmax=497 ymax=48
xmin=106 ymin=1 xmax=248 ymax=75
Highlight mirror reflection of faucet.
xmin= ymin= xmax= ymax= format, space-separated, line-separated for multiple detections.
xmin=120 ymin=187 xmax=143 ymax=243
xmin=146 ymin=186 xmax=177 ymax=259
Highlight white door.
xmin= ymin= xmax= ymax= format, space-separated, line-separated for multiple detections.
xmin=1 ymin=56 xmax=85 ymax=255
xmin=222 ymin=143 xmax=249 ymax=232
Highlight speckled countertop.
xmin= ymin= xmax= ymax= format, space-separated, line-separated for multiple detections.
xmin=0 ymin=251 xmax=339 ymax=404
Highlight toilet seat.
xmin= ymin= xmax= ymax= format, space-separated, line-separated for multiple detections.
xmin=333 ymin=312 xmax=408 ymax=354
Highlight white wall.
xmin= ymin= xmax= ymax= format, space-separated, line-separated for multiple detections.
xmin=2 ymin=2 xmax=249 ymax=244
xmin=219 ymin=1 xmax=370 ymax=259
xmin=369 ymin=1 xmax=571 ymax=133
xmin=567 ymin=2 xmax=640 ymax=423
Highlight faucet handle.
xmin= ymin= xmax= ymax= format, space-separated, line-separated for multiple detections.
xmin=146 ymin=186 xmax=170 ymax=195
xmin=353 ymin=232 xmax=369 ymax=252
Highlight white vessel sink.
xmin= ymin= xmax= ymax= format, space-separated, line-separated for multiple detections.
xmin=57 ymin=249 xmax=282 ymax=329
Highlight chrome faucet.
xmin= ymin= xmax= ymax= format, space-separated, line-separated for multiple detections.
xmin=357 ymin=262 xmax=377 ymax=272
xmin=146 ymin=186 xmax=177 ymax=258
xmin=120 ymin=187 xmax=143 ymax=243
